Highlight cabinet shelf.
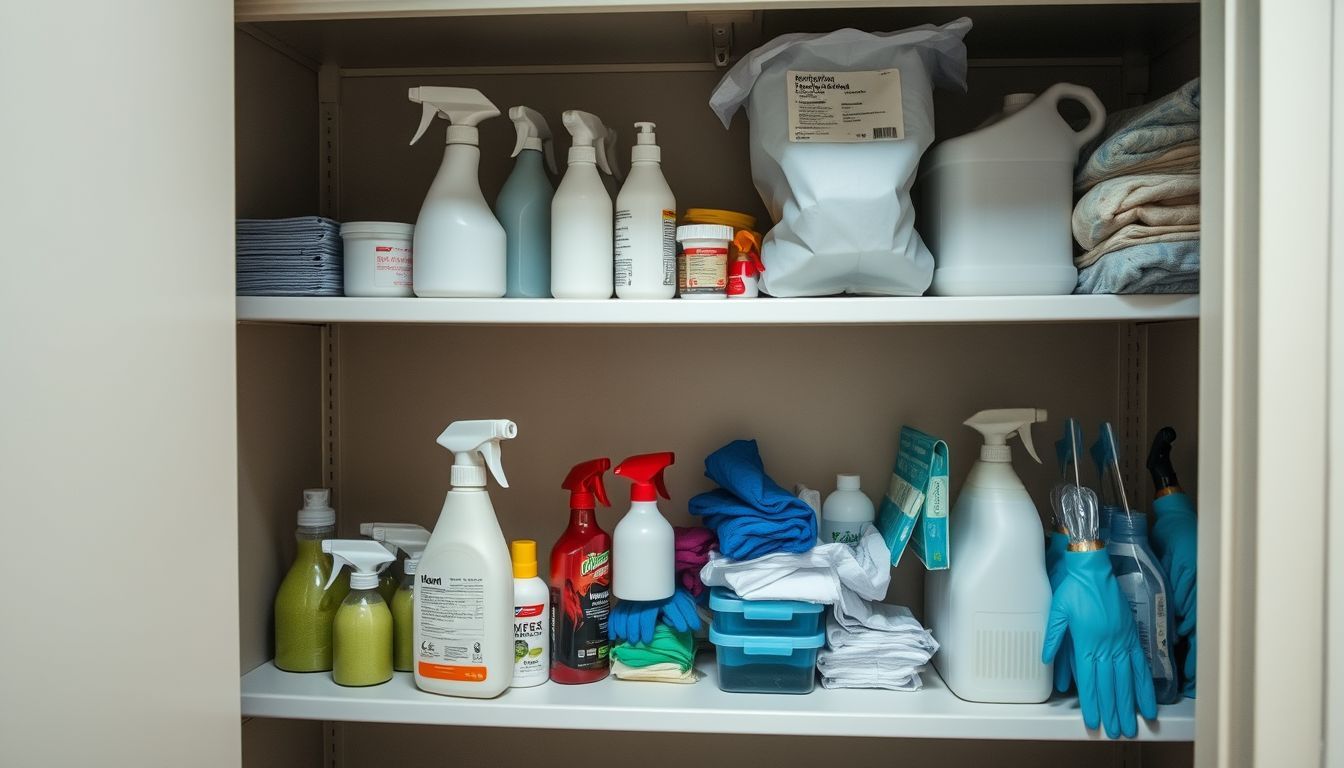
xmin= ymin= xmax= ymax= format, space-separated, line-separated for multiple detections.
xmin=236 ymin=294 xmax=1199 ymax=326
xmin=240 ymin=659 xmax=1194 ymax=741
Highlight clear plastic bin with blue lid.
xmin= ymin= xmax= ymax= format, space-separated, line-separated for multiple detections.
xmin=709 ymin=626 xmax=826 ymax=694
xmin=709 ymin=587 xmax=825 ymax=637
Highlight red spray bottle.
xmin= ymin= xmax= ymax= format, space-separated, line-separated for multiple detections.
xmin=550 ymin=458 xmax=613 ymax=684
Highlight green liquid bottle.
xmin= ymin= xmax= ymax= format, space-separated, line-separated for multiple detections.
xmin=274 ymin=490 xmax=350 ymax=672
xmin=324 ymin=539 xmax=396 ymax=687
xmin=392 ymin=558 xmax=417 ymax=672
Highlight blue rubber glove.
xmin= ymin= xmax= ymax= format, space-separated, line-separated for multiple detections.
xmin=659 ymin=587 xmax=702 ymax=633
xmin=1045 ymin=531 xmax=1075 ymax=694
xmin=1152 ymin=493 xmax=1197 ymax=696
xmin=609 ymin=600 xmax=661 ymax=646
xmin=1043 ymin=549 xmax=1159 ymax=739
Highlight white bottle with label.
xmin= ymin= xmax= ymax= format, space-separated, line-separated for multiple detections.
xmin=614 ymin=122 xmax=676 ymax=299
xmin=510 ymin=539 xmax=550 ymax=687
xmin=820 ymin=474 xmax=874 ymax=546
xmin=552 ymin=110 xmax=620 ymax=299
xmin=414 ymin=419 xmax=518 ymax=698
xmin=926 ymin=408 xmax=1053 ymax=704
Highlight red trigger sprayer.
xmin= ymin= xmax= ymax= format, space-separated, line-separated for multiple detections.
xmin=550 ymin=458 xmax=613 ymax=684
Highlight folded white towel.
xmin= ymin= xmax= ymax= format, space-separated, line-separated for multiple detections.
xmin=699 ymin=524 xmax=890 ymax=604
xmin=611 ymin=659 xmax=697 ymax=684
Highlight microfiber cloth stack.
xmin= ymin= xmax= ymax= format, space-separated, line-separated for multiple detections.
xmin=675 ymin=526 xmax=717 ymax=598
xmin=688 ymin=440 xmax=818 ymax=560
xmin=237 ymin=217 xmax=343 ymax=296
xmin=611 ymin=626 xmax=698 ymax=683
xmin=1071 ymin=79 xmax=1201 ymax=294
xmin=817 ymin=606 xmax=938 ymax=691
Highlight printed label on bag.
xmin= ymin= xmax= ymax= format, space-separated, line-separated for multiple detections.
xmin=416 ymin=572 xmax=487 ymax=681
xmin=786 ymin=69 xmax=905 ymax=143
xmin=373 ymin=244 xmax=413 ymax=288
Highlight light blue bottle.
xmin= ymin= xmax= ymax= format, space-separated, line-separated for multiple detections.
xmin=1108 ymin=511 xmax=1181 ymax=705
xmin=497 ymin=106 xmax=557 ymax=298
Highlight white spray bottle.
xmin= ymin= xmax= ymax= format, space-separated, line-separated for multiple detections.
xmin=408 ymin=86 xmax=506 ymax=298
xmin=322 ymin=540 xmax=397 ymax=687
xmin=414 ymin=419 xmax=519 ymax=698
xmin=611 ymin=452 xmax=676 ymax=601
xmin=614 ymin=122 xmax=677 ymax=300
xmin=926 ymin=408 xmax=1053 ymax=704
xmin=364 ymin=524 xmax=431 ymax=674
xmin=552 ymin=110 xmax=620 ymax=299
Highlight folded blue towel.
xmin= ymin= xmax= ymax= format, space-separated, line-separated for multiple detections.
xmin=1077 ymin=79 xmax=1200 ymax=189
xmin=689 ymin=440 xmax=817 ymax=560
xmin=1074 ymin=240 xmax=1200 ymax=294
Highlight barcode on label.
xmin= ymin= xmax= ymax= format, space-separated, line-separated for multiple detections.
xmin=873 ymin=126 xmax=900 ymax=139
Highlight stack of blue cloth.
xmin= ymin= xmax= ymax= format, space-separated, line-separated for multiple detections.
xmin=689 ymin=440 xmax=817 ymax=560
xmin=237 ymin=217 xmax=343 ymax=296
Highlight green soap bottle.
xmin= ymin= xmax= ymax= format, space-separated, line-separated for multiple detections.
xmin=392 ymin=557 xmax=417 ymax=672
xmin=274 ymin=489 xmax=350 ymax=672
xmin=323 ymin=538 xmax=396 ymax=687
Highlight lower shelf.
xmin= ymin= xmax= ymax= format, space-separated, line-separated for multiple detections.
xmin=240 ymin=657 xmax=1195 ymax=741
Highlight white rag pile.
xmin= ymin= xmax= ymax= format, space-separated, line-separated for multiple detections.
xmin=818 ymin=603 xmax=938 ymax=691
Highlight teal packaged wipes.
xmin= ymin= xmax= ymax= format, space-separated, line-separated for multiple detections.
xmin=877 ymin=426 xmax=950 ymax=569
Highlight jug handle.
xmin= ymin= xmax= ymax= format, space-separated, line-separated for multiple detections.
xmin=1043 ymin=83 xmax=1108 ymax=149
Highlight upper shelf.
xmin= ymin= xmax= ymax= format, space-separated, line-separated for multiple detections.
xmin=236 ymin=295 xmax=1199 ymax=326
xmin=240 ymin=659 xmax=1195 ymax=741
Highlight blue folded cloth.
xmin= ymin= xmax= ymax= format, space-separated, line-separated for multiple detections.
xmin=1074 ymin=239 xmax=1200 ymax=294
xmin=689 ymin=440 xmax=817 ymax=560
xmin=236 ymin=217 xmax=344 ymax=297
xmin=1076 ymin=78 xmax=1200 ymax=189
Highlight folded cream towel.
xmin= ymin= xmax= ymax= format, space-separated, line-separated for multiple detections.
xmin=1076 ymin=223 xmax=1202 ymax=269
xmin=1073 ymin=173 xmax=1200 ymax=252
xmin=611 ymin=659 xmax=698 ymax=683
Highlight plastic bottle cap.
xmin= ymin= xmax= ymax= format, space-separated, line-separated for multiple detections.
xmin=836 ymin=474 xmax=861 ymax=491
xmin=511 ymin=539 xmax=538 ymax=579
xmin=1002 ymin=92 xmax=1035 ymax=115
xmin=676 ymin=224 xmax=733 ymax=243
xmin=684 ymin=208 xmax=757 ymax=231
xmin=350 ymin=572 xmax=380 ymax=590
xmin=404 ymin=556 xmax=419 ymax=576
xmin=298 ymin=488 xmax=336 ymax=527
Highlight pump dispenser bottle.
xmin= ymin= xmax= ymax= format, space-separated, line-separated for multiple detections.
xmin=614 ymin=122 xmax=676 ymax=299
xmin=408 ymin=86 xmax=506 ymax=297
xmin=612 ymin=452 xmax=676 ymax=601
xmin=499 ymin=106 xmax=557 ymax=298
xmin=362 ymin=523 xmax=431 ymax=673
xmin=323 ymin=540 xmax=396 ymax=687
xmin=551 ymin=457 xmax=614 ymax=684
xmin=414 ymin=419 xmax=519 ymax=698
xmin=552 ymin=110 xmax=620 ymax=299
xmin=927 ymin=408 xmax=1053 ymax=704
xmin=274 ymin=489 xmax=349 ymax=672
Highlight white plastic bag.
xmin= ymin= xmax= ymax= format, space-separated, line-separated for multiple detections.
xmin=710 ymin=20 xmax=972 ymax=296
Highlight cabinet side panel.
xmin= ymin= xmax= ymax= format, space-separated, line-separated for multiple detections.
xmin=236 ymin=29 xmax=319 ymax=218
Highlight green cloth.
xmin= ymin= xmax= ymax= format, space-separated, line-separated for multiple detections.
xmin=610 ymin=625 xmax=696 ymax=672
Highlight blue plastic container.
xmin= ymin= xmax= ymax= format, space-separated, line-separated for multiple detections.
xmin=709 ymin=588 xmax=825 ymax=637
xmin=1109 ymin=511 xmax=1182 ymax=705
xmin=710 ymin=628 xmax=825 ymax=694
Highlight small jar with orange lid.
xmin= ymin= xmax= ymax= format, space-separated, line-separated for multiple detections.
xmin=680 ymin=209 xmax=764 ymax=299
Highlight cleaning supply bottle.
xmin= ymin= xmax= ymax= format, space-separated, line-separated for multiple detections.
xmin=408 ymin=86 xmax=506 ymax=298
xmin=614 ymin=122 xmax=676 ymax=299
xmin=363 ymin=523 xmax=431 ymax=673
xmin=926 ymin=408 xmax=1053 ymax=704
xmin=322 ymin=539 xmax=396 ymax=687
xmin=552 ymin=110 xmax=619 ymax=299
xmin=274 ymin=489 xmax=349 ymax=672
xmin=820 ymin=474 xmax=875 ymax=546
xmin=1108 ymin=511 xmax=1182 ymax=704
xmin=498 ymin=106 xmax=557 ymax=298
xmin=612 ymin=452 xmax=676 ymax=601
xmin=414 ymin=419 xmax=519 ymax=698
xmin=551 ymin=457 xmax=614 ymax=684
xmin=359 ymin=521 xmax=423 ymax=604
xmin=511 ymin=540 xmax=550 ymax=687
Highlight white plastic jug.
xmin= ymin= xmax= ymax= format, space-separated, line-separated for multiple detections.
xmin=920 ymin=84 xmax=1105 ymax=296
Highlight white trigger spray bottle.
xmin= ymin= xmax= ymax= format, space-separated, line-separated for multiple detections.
xmin=926 ymin=408 xmax=1053 ymax=704
xmin=614 ymin=122 xmax=677 ymax=299
xmin=408 ymin=86 xmax=506 ymax=298
xmin=362 ymin=523 xmax=431 ymax=673
xmin=414 ymin=419 xmax=519 ymax=698
xmin=498 ymin=106 xmax=558 ymax=298
xmin=322 ymin=540 xmax=397 ymax=687
xmin=552 ymin=110 xmax=621 ymax=299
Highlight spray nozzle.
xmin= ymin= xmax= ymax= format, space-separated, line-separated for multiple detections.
xmin=562 ymin=110 xmax=621 ymax=179
xmin=322 ymin=539 xmax=396 ymax=591
xmin=1146 ymin=426 xmax=1181 ymax=494
xmin=562 ymin=457 xmax=612 ymax=510
xmin=361 ymin=523 xmax=431 ymax=564
xmin=408 ymin=86 xmax=500 ymax=147
xmin=614 ymin=452 xmax=674 ymax=502
xmin=732 ymin=230 xmax=765 ymax=274
xmin=509 ymin=105 xmax=557 ymax=174
xmin=964 ymin=408 xmax=1046 ymax=463
xmin=436 ymin=419 xmax=518 ymax=488
xmin=634 ymin=121 xmax=657 ymax=144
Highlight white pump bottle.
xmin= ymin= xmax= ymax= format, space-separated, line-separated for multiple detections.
xmin=552 ymin=110 xmax=621 ymax=299
xmin=926 ymin=408 xmax=1053 ymax=704
xmin=408 ymin=86 xmax=506 ymax=298
xmin=414 ymin=419 xmax=519 ymax=698
xmin=614 ymin=122 xmax=677 ymax=299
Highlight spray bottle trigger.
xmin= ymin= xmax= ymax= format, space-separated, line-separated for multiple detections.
xmin=653 ymin=470 xmax=670 ymax=501
xmin=600 ymin=127 xmax=623 ymax=181
xmin=543 ymin=140 xmax=558 ymax=175
xmin=1018 ymin=423 xmax=1042 ymax=464
xmin=322 ymin=541 xmax=346 ymax=591
xmin=410 ymin=102 xmax=438 ymax=146
xmin=479 ymin=440 xmax=509 ymax=489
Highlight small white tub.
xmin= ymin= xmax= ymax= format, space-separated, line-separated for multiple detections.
xmin=340 ymin=221 xmax=414 ymax=297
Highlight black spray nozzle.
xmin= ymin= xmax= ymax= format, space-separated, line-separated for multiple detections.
xmin=1146 ymin=426 xmax=1180 ymax=492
